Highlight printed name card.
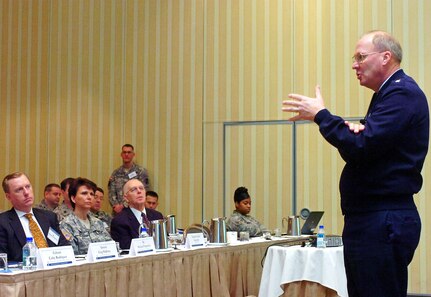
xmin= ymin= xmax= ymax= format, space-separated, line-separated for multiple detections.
xmin=86 ymin=241 xmax=118 ymax=262
xmin=185 ymin=233 xmax=205 ymax=249
xmin=129 ymin=237 xmax=156 ymax=256
xmin=37 ymin=246 xmax=76 ymax=269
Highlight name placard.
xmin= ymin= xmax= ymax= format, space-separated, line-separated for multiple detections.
xmin=129 ymin=237 xmax=156 ymax=256
xmin=86 ymin=241 xmax=118 ymax=262
xmin=185 ymin=233 xmax=205 ymax=249
xmin=37 ymin=246 xmax=76 ymax=269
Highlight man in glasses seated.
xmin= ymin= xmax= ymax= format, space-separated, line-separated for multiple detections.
xmin=110 ymin=179 xmax=163 ymax=250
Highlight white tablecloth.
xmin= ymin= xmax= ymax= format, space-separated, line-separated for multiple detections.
xmin=259 ymin=245 xmax=348 ymax=297
xmin=0 ymin=237 xmax=294 ymax=297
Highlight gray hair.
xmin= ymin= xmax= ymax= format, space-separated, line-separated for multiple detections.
xmin=367 ymin=30 xmax=403 ymax=63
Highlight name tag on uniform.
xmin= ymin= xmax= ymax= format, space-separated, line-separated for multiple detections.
xmin=86 ymin=241 xmax=118 ymax=262
xmin=128 ymin=171 xmax=138 ymax=179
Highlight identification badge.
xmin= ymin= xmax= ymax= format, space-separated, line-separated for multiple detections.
xmin=128 ymin=171 xmax=138 ymax=179
xmin=48 ymin=227 xmax=60 ymax=245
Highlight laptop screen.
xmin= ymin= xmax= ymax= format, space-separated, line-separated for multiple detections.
xmin=301 ymin=211 xmax=324 ymax=235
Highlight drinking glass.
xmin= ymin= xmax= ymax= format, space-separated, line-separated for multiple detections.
xmin=168 ymin=233 xmax=176 ymax=248
xmin=115 ymin=242 xmax=122 ymax=256
xmin=239 ymin=231 xmax=249 ymax=241
xmin=262 ymin=230 xmax=272 ymax=240
xmin=0 ymin=253 xmax=11 ymax=273
xmin=169 ymin=233 xmax=183 ymax=249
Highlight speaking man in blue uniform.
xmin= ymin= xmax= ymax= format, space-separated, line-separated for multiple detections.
xmin=282 ymin=30 xmax=429 ymax=297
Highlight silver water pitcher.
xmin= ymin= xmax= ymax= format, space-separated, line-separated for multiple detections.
xmin=166 ymin=214 xmax=177 ymax=234
xmin=151 ymin=219 xmax=169 ymax=249
xmin=285 ymin=215 xmax=301 ymax=236
xmin=206 ymin=217 xmax=227 ymax=243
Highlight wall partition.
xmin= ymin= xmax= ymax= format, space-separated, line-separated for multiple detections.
xmin=221 ymin=117 xmax=362 ymax=235
xmin=222 ymin=120 xmax=294 ymax=229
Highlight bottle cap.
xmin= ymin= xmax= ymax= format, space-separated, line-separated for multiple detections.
xmin=319 ymin=225 xmax=324 ymax=229
xmin=26 ymin=237 xmax=33 ymax=242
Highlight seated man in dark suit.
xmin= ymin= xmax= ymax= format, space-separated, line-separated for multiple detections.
xmin=111 ymin=178 xmax=164 ymax=249
xmin=0 ymin=172 xmax=70 ymax=262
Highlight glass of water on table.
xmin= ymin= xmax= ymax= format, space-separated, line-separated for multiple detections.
xmin=0 ymin=253 xmax=12 ymax=273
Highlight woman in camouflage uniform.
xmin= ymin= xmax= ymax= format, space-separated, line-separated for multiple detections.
xmin=226 ymin=186 xmax=265 ymax=237
xmin=60 ymin=178 xmax=112 ymax=255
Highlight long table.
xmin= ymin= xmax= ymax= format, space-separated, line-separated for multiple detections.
xmin=259 ymin=245 xmax=348 ymax=297
xmin=0 ymin=237 xmax=308 ymax=297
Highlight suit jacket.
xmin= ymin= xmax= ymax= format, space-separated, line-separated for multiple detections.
xmin=110 ymin=207 xmax=164 ymax=249
xmin=0 ymin=207 xmax=70 ymax=262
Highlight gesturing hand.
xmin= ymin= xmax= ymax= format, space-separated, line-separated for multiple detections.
xmin=282 ymin=85 xmax=326 ymax=121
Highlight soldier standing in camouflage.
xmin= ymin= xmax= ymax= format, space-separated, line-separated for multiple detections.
xmin=108 ymin=144 xmax=150 ymax=215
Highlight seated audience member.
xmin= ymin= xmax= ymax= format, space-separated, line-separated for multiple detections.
xmin=145 ymin=190 xmax=161 ymax=211
xmin=35 ymin=183 xmax=62 ymax=211
xmin=90 ymin=187 xmax=112 ymax=230
xmin=54 ymin=177 xmax=75 ymax=221
xmin=111 ymin=179 xmax=164 ymax=249
xmin=226 ymin=186 xmax=265 ymax=237
xmin=60 ymin=178 xmax=112 ymax=255
xmin=0 ymin=172 xmax=69 ymax=262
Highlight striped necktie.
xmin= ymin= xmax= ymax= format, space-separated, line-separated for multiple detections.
xmin=24 ymin=213 xmax=49 ymax=248
xmin=141 ymin=212 xmax=152 ymax=235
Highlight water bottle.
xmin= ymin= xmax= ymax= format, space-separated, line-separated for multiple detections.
xmin=22 ymin=237 xmax=37 ymax=270
xmin=139 ymin=225 xmax=150 ymax=238
xmin=316 ymin=225 xmax=326 ymax=248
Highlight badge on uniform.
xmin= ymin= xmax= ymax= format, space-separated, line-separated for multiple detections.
xmin=128 ymin=171 xmax=137 ymax=179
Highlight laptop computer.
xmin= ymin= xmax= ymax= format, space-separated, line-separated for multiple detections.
xmin=300 ymin=211 xmax=324 ymax=235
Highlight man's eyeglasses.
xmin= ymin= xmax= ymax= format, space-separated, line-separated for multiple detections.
xmin=352 ymin=51 xmax=381 ymax=64
xmin=126 ymin=186 xmax=145 ymax=195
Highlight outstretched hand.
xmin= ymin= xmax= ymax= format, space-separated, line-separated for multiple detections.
xmin=282 ymin=85 xmax=325 ymax=121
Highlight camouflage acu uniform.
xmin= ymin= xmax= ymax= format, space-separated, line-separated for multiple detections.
xmin=108 ymin=163 xmax=150 ymax=208
xmin=53 ymin=202 xmax=74 ymax=222
xmin=90 ymin=210 xmax=112 ymax=231
xmin=34 ymin=199 xmax=57 ymax=212
xmin=60 ymin=212 xmax=112 ymax=255
xmin=226 ymin=210 xmax=265 ymax=237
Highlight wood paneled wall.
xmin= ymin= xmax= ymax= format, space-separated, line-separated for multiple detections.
xmin=0 ymin=0 xmax=430 ymax=293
